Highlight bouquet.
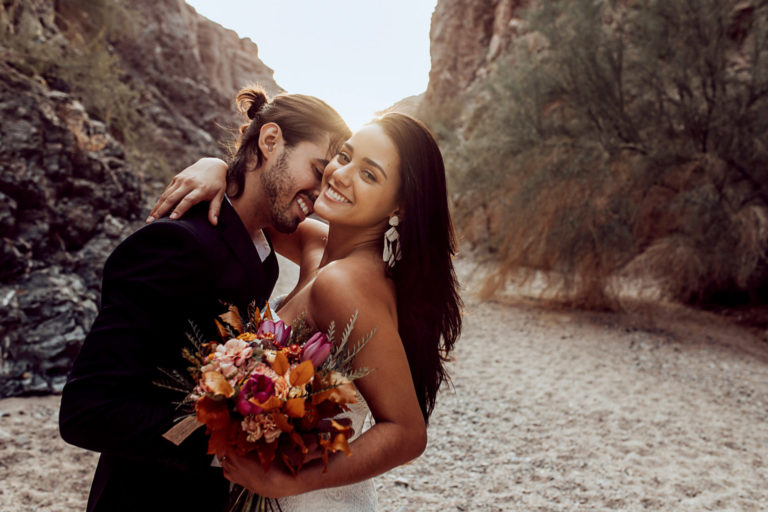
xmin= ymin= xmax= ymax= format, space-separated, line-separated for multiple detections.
xmin=160 ymin=302 xmax=373 ymax=511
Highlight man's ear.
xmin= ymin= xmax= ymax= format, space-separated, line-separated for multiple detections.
xmin=258 ymin=122 xmax=284 ymax=160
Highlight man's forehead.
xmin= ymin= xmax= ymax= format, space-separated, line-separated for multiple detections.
xmin=293 ymin=135 xmax=332 ymax=161
xmin=312 ymin=132 xmax=338 ymax=162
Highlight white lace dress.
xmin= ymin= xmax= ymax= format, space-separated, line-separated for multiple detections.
xmin=271 ymin=299 xmax=379 ymax=511
xmin=276 ymin=394 xmax=378 ymax=511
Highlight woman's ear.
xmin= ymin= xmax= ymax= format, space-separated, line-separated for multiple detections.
xmin=258 ymin=122 xmax=283 ymax=161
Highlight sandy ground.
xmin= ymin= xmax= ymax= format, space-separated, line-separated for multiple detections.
xmin=1 ymin=257 xmax=767 ymax=511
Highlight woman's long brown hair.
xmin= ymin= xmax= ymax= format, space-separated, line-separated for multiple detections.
xmin=373 ymin=113 xmax=463 ymax=424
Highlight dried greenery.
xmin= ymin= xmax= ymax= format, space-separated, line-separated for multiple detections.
xmin=436 ymin=0 xmax=768 ymax=308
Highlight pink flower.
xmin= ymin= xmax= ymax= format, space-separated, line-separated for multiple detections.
xmin=236 ymin=373 xmax=275 ymax=416
xmin=241 ymin=414 xmax=281 ymax=443
xmin=257 ymin=319 xmax=292 ymax=347
xmin=219 ymin=362 xmax=237 ymax=378
xmin=215 ymin=339 xmax=253 ymax=367
xmin=301 ymin=332 xmax=331 ymax=368
xmin=235 ymin=347 xmax=253 ymax=366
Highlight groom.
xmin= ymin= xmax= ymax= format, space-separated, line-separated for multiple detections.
xmin=59 ymin=89 xmax=350 ymax=512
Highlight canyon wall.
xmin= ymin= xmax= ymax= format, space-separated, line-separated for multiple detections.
xmin=424 ymin=0 xmax=526 ymax=110
xmin=0 ymin=0 xmax=280 ymax=396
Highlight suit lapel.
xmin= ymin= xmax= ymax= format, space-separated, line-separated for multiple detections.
xmin=217 ymin=200 xmax=264 ymax=286
xmin=216 ymin=201 xmax=280 ymax=308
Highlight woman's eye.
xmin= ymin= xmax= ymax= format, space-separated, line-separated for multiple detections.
xmin=362 ymin=170 xmax=377 ymax=182
xmin=337 ymin=152 xmax=350 ymax=164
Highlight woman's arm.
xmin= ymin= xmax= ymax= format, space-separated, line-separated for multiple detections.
xmin=146 ymin=158 xmax=328 ymax=264
xmin=264 ymin=220 xmax=328 ymax=265
xmin=147 ymin=157 xmax=228 ymax=225
xmin=222 ymin=262 xmax=427 ymax=497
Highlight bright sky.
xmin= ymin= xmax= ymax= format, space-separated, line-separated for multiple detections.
xmin=185 ymin=0 xmax=437 ymax=130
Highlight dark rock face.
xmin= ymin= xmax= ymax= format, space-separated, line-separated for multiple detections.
xmin=1 ymin=268 xmax=99 ymax=396
xmin=0 ymin=0 xmax=280 ymax=396
xmin=0 ymin=61 xmax=142 ymax=269
xmin=0 ymin=58 xmax=141 ymax=396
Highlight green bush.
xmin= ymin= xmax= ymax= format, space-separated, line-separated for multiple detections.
xmin=441 ymin=0 xmax=768 ymax=308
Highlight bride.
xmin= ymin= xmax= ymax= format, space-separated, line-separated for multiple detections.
xmin=152 ymin=91 xmax=462 ymax=510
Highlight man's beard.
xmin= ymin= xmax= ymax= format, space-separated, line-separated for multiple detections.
xmin=260 ymin=148 xmax=301 ymax=234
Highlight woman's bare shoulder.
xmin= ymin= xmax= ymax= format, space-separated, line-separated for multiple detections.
xmin=309 ymin=258 xmax=395 ymax=330
xmin=314 ymin=258 xmax=392 ymax=300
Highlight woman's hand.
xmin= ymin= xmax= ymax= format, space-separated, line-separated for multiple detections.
xmin=146 ymin=157 xmax=228 ymax=225
xmin=220 ymin=449 xmax=308 ymax=499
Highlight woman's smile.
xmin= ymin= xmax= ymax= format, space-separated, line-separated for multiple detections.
xmin=324 ymin=185 xmax=352 ymax=204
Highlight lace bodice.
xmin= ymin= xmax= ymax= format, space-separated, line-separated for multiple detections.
xmin=276 ymin=391 xmax=378 ymax=512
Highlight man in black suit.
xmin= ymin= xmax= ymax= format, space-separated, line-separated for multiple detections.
xmin=59 ymin=89 xmax=349 ymax=512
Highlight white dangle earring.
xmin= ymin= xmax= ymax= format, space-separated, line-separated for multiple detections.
xmin=383 ymin=215 xmax=402 ymax=268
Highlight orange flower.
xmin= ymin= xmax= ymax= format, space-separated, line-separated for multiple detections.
xmin=266 ymin=350 xmax=290 ymax=376
xmin=289 ymin=360 xmax=314 ymax=387
xmin=201 ymin=371 xmax=234 ymax=398
xmin=318 ymin=432 xmax=352 ymax=472
xmin=196 ymin=396 xmax=230 ymax=437
xmin=312 ymin=371 xmax=357 ymax=405
xmin=284 ymin=397 xmax=306 ymax=418
xmin=216 ymin=305 xmax=243 ymax=338
xmin=237 ymin=332 xmax=259 ymax=342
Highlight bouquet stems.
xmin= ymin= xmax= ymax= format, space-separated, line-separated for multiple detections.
xmin=230 ymin=485 xmax=282 ymax=512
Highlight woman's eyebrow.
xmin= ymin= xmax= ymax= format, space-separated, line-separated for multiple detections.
xmin=363 ymin=157 xmax=387 ymax=178
xmin=344 ymin=142 xmax=387 ymax=178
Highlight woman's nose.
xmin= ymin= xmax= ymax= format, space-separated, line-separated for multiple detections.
xmin=332 ymin=164 xmax=353 ymax=186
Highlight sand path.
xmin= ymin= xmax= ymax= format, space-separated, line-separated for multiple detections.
xmin=1 ymin=258 xmax=767 ymax=511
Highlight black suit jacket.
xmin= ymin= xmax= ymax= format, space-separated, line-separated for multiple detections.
xmin=60 ymin=201 xmax=278 ymax=512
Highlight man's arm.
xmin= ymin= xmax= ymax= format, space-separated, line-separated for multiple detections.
xmin=59 ymin=220 xmax=214 ymax=469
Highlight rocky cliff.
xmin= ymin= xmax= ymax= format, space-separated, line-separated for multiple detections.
xmin=423 ymin=0 xmax=526 ymax=111
xmin=419 ymin=0 xmax=529 ymax=249
xmin=107 ymin=0 xmax=281 ymax=167
xmin=0 ymin=0 xmax=280 ymax=396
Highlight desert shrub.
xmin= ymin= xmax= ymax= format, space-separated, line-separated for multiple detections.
xmin=1 ymin=0 xmax=145 ymax=149
xmin=52 ymin=0 xmax=143 ymax=145
xmin=446 ymin=0 xmax=768 ymax=307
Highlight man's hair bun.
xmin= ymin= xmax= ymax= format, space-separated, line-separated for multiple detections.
xmin=237 ymin=86 xmax=269 ymax=120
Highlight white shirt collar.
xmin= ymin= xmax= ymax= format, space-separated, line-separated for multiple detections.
xmin=225 ymin=196 xmax=271 ymax=262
